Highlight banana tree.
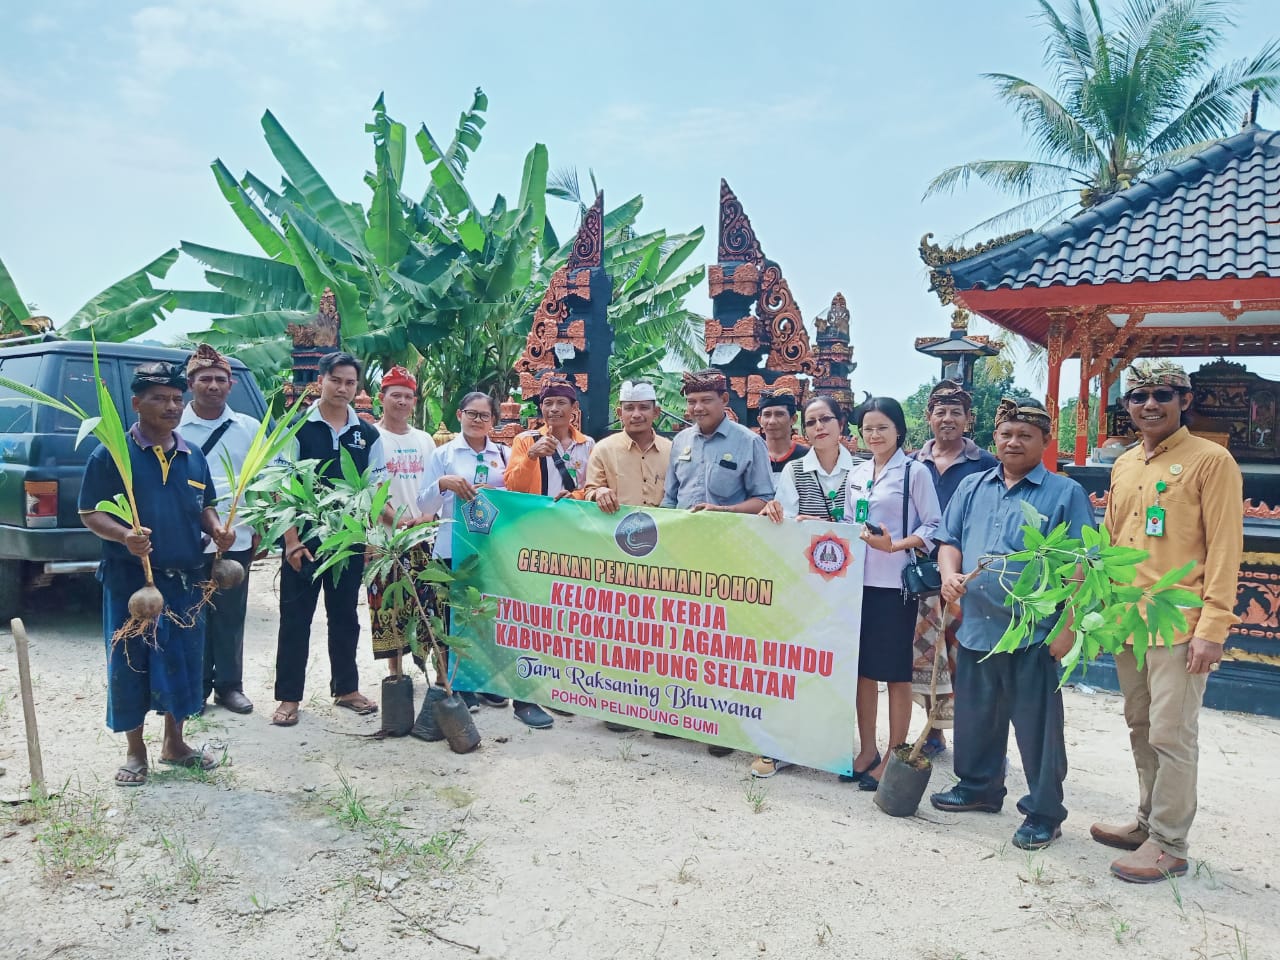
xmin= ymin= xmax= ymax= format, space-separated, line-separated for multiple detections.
xmin=139 ymin=92 xmax=704 ymax=425
xmin=0 ymin=250 xmax=181 ymax=343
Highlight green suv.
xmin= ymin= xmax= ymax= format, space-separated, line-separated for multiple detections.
xmin=0 ymin=337 xmax=270 ymax=621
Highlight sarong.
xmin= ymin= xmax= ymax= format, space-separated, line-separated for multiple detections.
xmin=910 ymin=594 xmax=961 ymax=727
xmin=101 ymin=562 xmax=206 ymax=732
xmin=367 ymin=545 xmax=436 ymax=660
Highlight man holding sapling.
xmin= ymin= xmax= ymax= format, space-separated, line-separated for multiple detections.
xmin=179 ymin=344 xmax=262 ymax=715
xmin=1092 ymin=359 xmax=1242 ymax=884
xmin=79 ymin=361 xmax=236 ymax=786
xmin=270 ymin=351 xmax=389 ymax=728
xmin=929 ymin=398 xmax=1093 ymax=851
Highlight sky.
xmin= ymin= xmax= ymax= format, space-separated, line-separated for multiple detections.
xmin=2 ymin=0 xmax=1277 ymax=400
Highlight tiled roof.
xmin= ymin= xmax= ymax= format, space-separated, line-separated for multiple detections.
xmin=946 ymin=126 xmax=1280 ymax=292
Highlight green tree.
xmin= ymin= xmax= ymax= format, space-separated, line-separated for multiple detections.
xmin=903 ymin=357 xmax=1034 ymax=451
xmin=924 ymin=0 xmax=1280 ymax=238
xmin=1058 ymin=394 xmax=1104 ymax=452
xmin=103 ymin=93 xmax=704 ymax=426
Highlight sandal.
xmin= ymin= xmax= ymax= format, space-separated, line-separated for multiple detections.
xmin=271 ymin=703 xmax=300 ymax=727
xmin=159 ymin=747 xmax=220 ymax=771
xmin=114 ymin=758 xmax=149 ymax=787
xmin=335 ymin=694 xmax=378 ymax=715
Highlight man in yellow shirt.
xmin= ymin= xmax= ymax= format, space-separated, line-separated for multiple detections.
xmin=1095 ymin=358 xmax=1243 ymax=883
xmin=583 ymin=380 xmax=672 ymax=512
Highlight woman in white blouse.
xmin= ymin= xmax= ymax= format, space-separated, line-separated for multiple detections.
xmin=751 ymin=395 xmax=855 ymax=778
xmin=416 ymin=392 xmax=509 ymax=561
xmin=845 ymin=397 xmax=941 ymax=791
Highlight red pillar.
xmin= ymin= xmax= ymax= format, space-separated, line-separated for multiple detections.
xmin=1097 ymin=363 xmax=1112 ymax=442
xmin=1044 ymin=321 xmax=1066 ymax=470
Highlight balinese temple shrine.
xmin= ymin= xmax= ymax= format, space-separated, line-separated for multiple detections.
xmin=919 ymin=109 xmax=1280 ymax=715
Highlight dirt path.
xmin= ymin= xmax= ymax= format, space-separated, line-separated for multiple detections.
xmin=1 ymin=564 xmax=1277 ymax=959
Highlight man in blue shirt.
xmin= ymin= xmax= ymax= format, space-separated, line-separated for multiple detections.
xmin=929 ymin=398 xmax=1094 ymax=851
xmin=79 ymin=361 xmax=235 ymax=786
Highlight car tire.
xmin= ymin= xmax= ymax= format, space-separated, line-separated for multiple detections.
xmin=0 ymin=559 xmax=24 ymax=623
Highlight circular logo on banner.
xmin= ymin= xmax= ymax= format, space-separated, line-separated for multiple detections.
xmin=615 ymin=512 xmax=659 ymax=557
xmin=807 ymin=533 xmax=852 ymax=581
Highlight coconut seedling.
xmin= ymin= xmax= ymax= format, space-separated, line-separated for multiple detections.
xmin=199 ymin=395 xmax=311 ymax=597
xmin=0 ymin=344 xmax=165 ymax=638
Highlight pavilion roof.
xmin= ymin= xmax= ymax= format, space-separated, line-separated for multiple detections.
xmin=933 ymin=125 xmax=1280 ymax=293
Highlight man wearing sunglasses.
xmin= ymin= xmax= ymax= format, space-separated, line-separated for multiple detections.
xmin=1093 ymin=359 xmax=1242 ymax=883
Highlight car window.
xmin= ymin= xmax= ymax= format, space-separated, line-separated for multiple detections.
xmin=228 ymin=376 xmax=265 ymax=420
xmin=0 ymin=355 xmax=43 ymax=433
xmin=51 ymin=357 xmax=124 ymax=433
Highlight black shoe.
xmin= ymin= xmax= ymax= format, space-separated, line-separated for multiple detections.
xmin=214 ymin=689 xmax=254 ymax=714
xmin=930 ymin=787 xmax=1002 ymax=813
xmin=1012 ymin=817 xmax=1062 ymax=850
xmin=476 ymin=692 xmax=508 ymax=708
xmin=857 ymin=773 xmax=880 ymax=792
xmin=458 ymin=691 xmax=480 ymax=714
xmin=513 ymin=703 xmax=554 ymax=729
xmin=706 ymin=745 xmax=733 ymax=757
xmin=838 ymin=752 xmax=881 ymax=784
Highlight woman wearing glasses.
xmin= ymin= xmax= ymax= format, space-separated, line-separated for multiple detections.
xmin=416 ymin=393 xmax=512 ymax=713
xmin=751 ymin=394 xmax=856 ymax=778
xmin=845 ymin=397 xmax=941 ymax=791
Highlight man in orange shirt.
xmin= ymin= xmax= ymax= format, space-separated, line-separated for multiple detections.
xmin=1094 ymin=359 xmax=1243 ymax=883
xmin=505 ymin=380 xmax=594 ymax=500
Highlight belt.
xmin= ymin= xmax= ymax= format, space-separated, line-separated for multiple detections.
xmin=155 ymin=567 xmax=203 ymax=588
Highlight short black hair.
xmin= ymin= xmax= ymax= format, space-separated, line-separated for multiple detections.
xmin=318 ymin=351 xmax=361 ymax=378
xmin=458 ymin=391 xmax=500 ymax=419
xmin=855 ymin=396 xmax=908 ymax=449
xmin=802 ymin=394 xmax=846 ymax=429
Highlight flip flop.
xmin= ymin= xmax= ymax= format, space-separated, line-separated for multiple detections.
xmin=159 ymin=748 xmax=220 ymax=771
xmin=334 ymin=695 xmax=378 ymax=715
xmin=114 ymin=760 xmax=149 ymax=787
xmin=271 ymin=704 xmax=300 ymax=727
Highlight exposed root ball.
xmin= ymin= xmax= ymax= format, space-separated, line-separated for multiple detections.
xmin=212 ymin=557 xmax=246 ymax=590
xmin=128 ymin=585 xmax=165 ymax=620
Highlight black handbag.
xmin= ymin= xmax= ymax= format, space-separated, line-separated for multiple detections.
xmin=900 ymin=459 xmax=942 ymax=600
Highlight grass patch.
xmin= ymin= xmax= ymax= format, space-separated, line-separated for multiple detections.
xmin=24 ymin=782 xmax=124 ymax=879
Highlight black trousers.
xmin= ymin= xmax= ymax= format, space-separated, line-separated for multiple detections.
xmin=953 ymin=644 xmax=1068 ymax=825
xmin=203 ymin=548 xmax=252 ymax=698
xmin=274 ymin=553 xmax=364 ymax=702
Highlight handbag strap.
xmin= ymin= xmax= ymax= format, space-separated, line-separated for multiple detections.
xmin=200 ymin=418 xmax=233 ymax=457
xmin=901 ymin=458 xmax=922 ymax=568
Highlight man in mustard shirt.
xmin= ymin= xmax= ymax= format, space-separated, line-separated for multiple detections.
xmin=1094 ymin=359 xmax=1243 ymax=883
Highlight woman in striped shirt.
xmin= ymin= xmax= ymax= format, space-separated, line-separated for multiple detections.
xmin=751 ymin=394 xmax=856 ymax=778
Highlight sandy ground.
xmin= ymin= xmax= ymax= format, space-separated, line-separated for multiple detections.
xmin=0 ymin=563 xmax=1277 ymax=960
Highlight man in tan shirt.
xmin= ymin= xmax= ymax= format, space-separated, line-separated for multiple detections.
xmin=583 ymin=380 xmax=672 ymax=512
xmin=1095 ymin=358 xmax=1243 ymax=883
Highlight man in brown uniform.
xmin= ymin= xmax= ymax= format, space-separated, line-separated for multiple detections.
xmin=1093 ymin=359 xmax=1243 ymax=883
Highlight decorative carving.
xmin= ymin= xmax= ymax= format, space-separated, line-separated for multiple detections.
xmin=1245 ymin=499 xmax=1280 ymax=520
xmin=951 ymin=307 xmax=970 ymax=331
xmin=708 ymin=263 xmax=761 ymax=298
xmin=515 ymin=270 xmax=569 ymax=375
xmin=718 ymin=180 xmax=764 ymax=263
xmin=287 ymin=288 xmax=341 ymax=347
xmin=918 ymin=230 xmax=1032 ymax=305
xmin=1088 ymin=491 xmax=1109 ymax=510
xmin=815 ymin=293 xmax=850 ymax=342
xmin=567 ymin=192 xmax=604 ymax=270
xmin=759 ymin=264 xmax=818 ymax=375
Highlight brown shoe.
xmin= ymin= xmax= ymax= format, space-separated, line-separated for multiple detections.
xmin=1090 ymin=820 xmax=1148 ymax=851
xmin=1110 ymin=840 xmax=1188 ymax=884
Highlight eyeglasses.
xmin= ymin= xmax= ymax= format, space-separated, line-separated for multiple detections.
xmin=804 ymin=415 xmax=838 ymax=429
xmin=1125 ymin=388 xmax=1179 ymax=404
xmin=461 ymin=410 xmax=493 ymax=423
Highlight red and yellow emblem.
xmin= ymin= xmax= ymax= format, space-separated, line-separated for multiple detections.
xmin=806 ymin=532 xmax=853 ymax=581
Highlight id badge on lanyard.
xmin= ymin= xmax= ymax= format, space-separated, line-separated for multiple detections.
xmin=1146 ymin=480 xmax=1168 ymax=538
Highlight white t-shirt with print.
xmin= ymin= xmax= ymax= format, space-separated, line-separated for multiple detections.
xmin=379 ymin=426 xmax=436 ymax=522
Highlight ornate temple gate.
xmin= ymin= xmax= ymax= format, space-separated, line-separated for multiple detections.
xmin=706 ymin=180 xmax=855 ymax=426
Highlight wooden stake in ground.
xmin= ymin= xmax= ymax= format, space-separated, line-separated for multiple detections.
xmin=10 ymin=618 xmax=46 ymax=798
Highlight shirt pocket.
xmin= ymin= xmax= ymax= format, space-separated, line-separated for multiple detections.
xmin=707 ymin=461 xmax=741 ymax=500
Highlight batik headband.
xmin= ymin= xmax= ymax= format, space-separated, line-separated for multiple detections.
xmin=993 ymin=397 xmax=1051 ymax=432
xmin=1124 ymin=358 xmax=1190 ymax=392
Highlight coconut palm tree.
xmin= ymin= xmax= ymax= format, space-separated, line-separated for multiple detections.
xmin=925 ymin=0 xmax=1280 ymax=240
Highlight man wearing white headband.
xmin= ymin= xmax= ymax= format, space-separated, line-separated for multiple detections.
xmin=584 ymin=380 xmax=672 ymax=514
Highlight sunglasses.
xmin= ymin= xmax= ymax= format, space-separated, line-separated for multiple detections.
xmin=1125 ymin=388 xmax=1179 ymax=404
xmin=803 ymin=415 xmax=838 ymax=429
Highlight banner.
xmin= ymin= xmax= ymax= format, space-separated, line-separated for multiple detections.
xmin=451 ymin=491 xmax=865 ymax=776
